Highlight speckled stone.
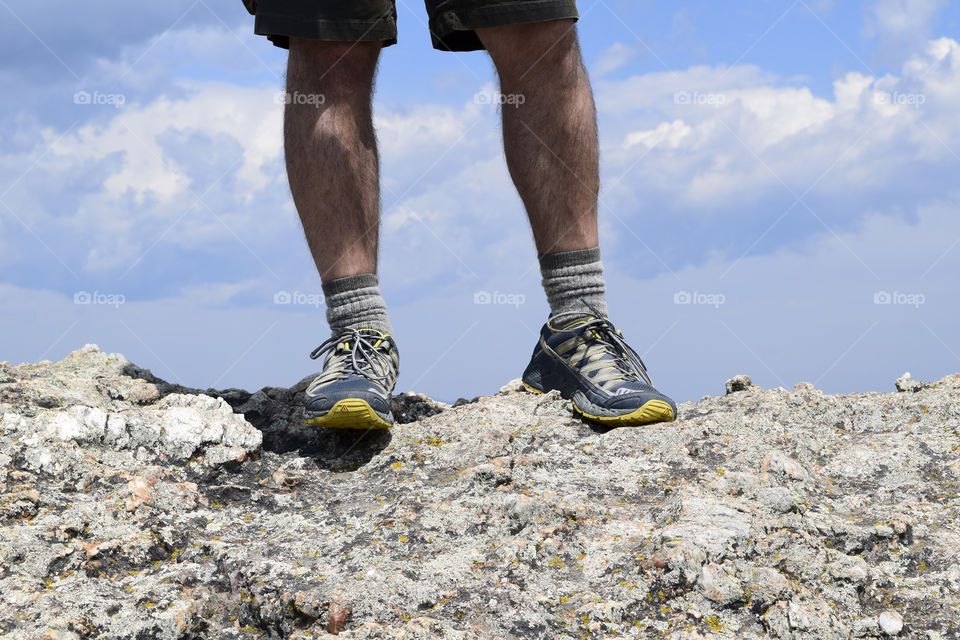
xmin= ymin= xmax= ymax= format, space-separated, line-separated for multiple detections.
xmin=1 ymin=346 xmax=958 ymax=638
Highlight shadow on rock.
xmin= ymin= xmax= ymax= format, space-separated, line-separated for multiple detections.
xmin=121 ymin=363 xmax=445 ymax=468
xmin=234 ymin=379 xmax=394 ymax=467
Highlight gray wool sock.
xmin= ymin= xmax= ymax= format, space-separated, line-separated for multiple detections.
xmin=322 ymin=273 xmax=394 ymax=336
xmin=539 ymin=247 xmax=609 ymax=323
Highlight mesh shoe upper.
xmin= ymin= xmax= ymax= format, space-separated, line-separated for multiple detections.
xmin=304 ymin=329 xmax=399 ymax=420
xmin=523 ymin=315 xmax=677 ymax=419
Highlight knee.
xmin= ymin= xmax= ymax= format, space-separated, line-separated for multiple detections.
xmin=287 ymin=38 xmax=381 ymax=92
xmin=479 ymin=19 xmax=580 ymax=77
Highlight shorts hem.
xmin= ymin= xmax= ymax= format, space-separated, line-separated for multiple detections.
xmin=430 ymin=0 xmax=579 ymax=51
xmin=254 ymin=14 xmax=397 ymax=50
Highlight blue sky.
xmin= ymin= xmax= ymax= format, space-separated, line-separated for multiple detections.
xmin=1 ymin=0 xmax=959 ymax=403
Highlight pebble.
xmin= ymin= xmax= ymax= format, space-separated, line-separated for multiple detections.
xmin=895 ymin=372 xmax=924 ymax=393
xmin=759 ymin=487 xmax=795 ymax=513
xmin=725 ymin=374 xmax=754 ymax=395
xmin=878 ymin=610 xmax=903 ymax=635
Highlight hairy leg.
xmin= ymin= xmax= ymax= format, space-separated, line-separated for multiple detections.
xmin=477 ymin=19 xmax=599 ymax=256
xmin=284 ymin=39 xmax=382 ymax=280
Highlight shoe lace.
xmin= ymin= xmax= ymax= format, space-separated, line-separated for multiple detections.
xmin=309 ymin=329 xmax=394 ymax=386
xmin=551 ymin=303 xmax=654 ymax=389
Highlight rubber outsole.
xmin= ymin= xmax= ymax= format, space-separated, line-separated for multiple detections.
xmin=573 ymin=399 xmax=676 ymax=426
xmin=302 ymin=398 xmax=393 ymax=430
xmin=523 ymin=379 xmax=675 ymax=426
xmin=522 ymin=381 xmax=544 ymax=394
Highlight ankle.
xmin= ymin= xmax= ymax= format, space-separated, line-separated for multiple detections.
xmin=539 ymin=247 xmax=609 ymax=320
xmin=322 ymin=273 xmax=394 ymax=336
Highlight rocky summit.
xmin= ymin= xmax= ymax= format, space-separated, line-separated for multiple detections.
xmin=1 ymin=346 xmax=959 ymax=640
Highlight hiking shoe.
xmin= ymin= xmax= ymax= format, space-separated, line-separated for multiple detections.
xmin=302 ymin=329 xmax=399 ymax=430
xmin=521 ymin=315 xmax=677 ymax=426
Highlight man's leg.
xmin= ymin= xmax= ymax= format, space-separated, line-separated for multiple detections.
xmin=478 ymin=20 xmax=677 ymax=425
xmin=285 ymin=39 xmax=398 ymax=429
xmin=477 ymin=20 xmax=607 ymax=321
xmin=284 ymin=38 xmax=392 ymax=336
xmin=477 ymin=19 xmax=598 ymax=256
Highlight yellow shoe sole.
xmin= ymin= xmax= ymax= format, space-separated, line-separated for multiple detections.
xmin=573 ymin=399 xmax=676 ymax=426
xmin=523 ymin=381 xmax=676 ymax=426
xmin=302 ymin=398 xmax=393 ymax=430
xmin=522 ymin=381 xmax=545 ymax=394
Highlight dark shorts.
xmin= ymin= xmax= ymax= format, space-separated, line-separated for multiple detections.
xmin=243 ymin=0 xmax=579 ymax=52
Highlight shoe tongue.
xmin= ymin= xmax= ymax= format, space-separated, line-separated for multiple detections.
xmin=329 ymin=331 xmax=392 ymax=377
xmin=335 ymin=329 xmax=390 ymax=351
xmin=359 ymin=329 xmax=391 ymax=351
xmin=569 ymin=321 xmax=629 ymax=374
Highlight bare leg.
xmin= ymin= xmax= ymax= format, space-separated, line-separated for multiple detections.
xmin=477 ymin=20 xmax=599 ymax=256
xmin=284 ymin=39 xmax=382 ymax=281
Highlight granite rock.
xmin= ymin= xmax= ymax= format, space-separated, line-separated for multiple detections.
xmin=1 ymin=348 xmax=959 ymax=638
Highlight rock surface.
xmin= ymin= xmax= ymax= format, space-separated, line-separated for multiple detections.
xmin=895 ymin=372 xmax=927 ymax=394
xmin=2 ymin=346 xmax=960 ymax=639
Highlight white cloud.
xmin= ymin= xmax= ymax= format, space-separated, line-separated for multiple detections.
xmin=376 ymin=104 xmax=476 ymax=161
xmin=596 ymin=65 xmax=776 ymax=116
xmin=15 ymin=29 xmax=949 ymax=282
xmin=20 ymin=31 xmax=952 ymax=285
xmin=592 ymin=43 xmax=636 ymax=77
xmin=0 ymin=81 xmax=289 ymax=273
xmin=724 ymin=86 xmax=834 ymax=147
xmin=865 ymin=0 xmax=946 ymax=43
xmin=598 ymin=37 xmax=960 ymax=217
xmin=624 ymin=119 xmax=692 ymax=150
xmin=50 ymin=82 xmax=282 ymax=204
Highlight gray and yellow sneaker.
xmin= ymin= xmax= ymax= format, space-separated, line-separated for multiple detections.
xmin=302 ymin=329 xmax=399 ymax=430
xmin=522 ymin=314 xmax=677 ymax=426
